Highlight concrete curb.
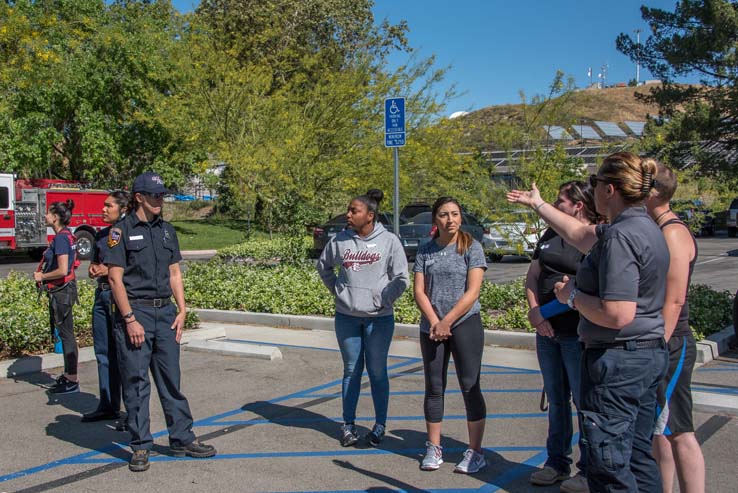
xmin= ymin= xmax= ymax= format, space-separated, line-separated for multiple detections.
xmin=185 ymin=339 xmax=282 ymax=360
xmin=194 ymin=309 xmax=737 ymax=360
xmin=0 ymin=326 xmax=226 ymax=379
xmin=194 ymin=308 xmax=538 ymax=350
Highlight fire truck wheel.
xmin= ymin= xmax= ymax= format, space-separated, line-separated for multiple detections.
xmin=28 ymin=248 xmax=46 ymax=261
xmin=74 ymin=230 xmax=95 ymax=261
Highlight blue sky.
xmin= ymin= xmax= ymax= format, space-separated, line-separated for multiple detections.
xmin=172 ymin=0 xmax=694 ymax=115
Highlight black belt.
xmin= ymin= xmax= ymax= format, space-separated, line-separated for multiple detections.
xmin=98 ymin=282 xmax=111 ymax=291
xmin=129 ymin=298 xmax=171 ymax=307
xmin=586 ymin=338 xmax=665 ymax=350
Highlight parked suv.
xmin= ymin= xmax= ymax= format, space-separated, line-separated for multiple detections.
xmin=727 ymin=198 xmax=738 ymax=238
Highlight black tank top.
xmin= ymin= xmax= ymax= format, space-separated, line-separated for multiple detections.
xmin=660 ymin=218 xmax=697 ymax=337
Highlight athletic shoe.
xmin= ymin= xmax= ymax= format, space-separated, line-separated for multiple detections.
xmin=81 ymin=409 xmax=120 ymax=422
xmin=129 ymin=449 xmax=150 ymax=472
xmin=47 ymin=375 xmax=79 ymax=395
xmin=454 ymin=448 xmax=486 ymax=474
xmin=420 ymin=441 xmax=444 ymax=471
xmin=367 ymin=423 xmax=385 ymax=447
xmin=340 ymin=423 xmax=359 ymax=447
xmin=170 ymin=441 xmax=217 ymax=458
xmin=530 ymin=466 xmax=570 ymax=485
xmin=560 ymin=473 xmax=589 ymax=493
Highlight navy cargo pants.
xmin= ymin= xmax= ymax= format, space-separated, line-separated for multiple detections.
xmin=580 ymin=343 xmax=668 ymax=493
xmin=115 ymin=302 xmax=196 ymax=451
xmin=91 ymin=287 xmax=121 ymax=413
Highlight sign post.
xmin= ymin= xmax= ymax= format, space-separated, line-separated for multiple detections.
xmin=384 ymin=97 xmax=405 ymax=236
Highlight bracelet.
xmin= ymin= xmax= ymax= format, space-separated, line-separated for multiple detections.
xmin=533 ymin=202 xmax=546 ymax=212
xmin=125 ymin=319 xmax=136 ymax=325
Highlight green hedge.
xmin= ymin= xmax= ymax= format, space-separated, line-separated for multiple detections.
xmin=0 ymin=272 xmax=199 ymax=357
xmin=214 ymin=236 xmax=312 ymax=265
xmin=688 ymin=284 xmax=734 ymax=340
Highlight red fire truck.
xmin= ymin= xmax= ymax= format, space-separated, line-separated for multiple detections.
xmin=0 ymin=172 xmax=109 ymax=260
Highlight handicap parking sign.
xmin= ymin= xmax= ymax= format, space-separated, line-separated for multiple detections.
xmin=385 ymin=97 xmax=405 ymax=147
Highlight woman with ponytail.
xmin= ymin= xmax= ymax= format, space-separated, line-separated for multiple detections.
xmin=317 ymin=189 xmax=409 ymax=448
xmin=34 ymin=199 xmax=80 ymax=395
xmin=413 ymin=197 xmax=488 ymax=474
xmin=508 ymin=152 xmax=670 ymax=492
xmin=82 ymin=191 xmax=129 ymax=422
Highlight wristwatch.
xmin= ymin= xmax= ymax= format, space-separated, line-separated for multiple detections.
xmin=567 ymin=288 xmax=579 ymax=310
xmin=123 ymin=311 xmax=135 ymax=320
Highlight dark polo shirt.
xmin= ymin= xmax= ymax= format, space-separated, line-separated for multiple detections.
xmin=576 ymin=207 xmax=669 ymax=344
xmin=105 ymin=213 xmax=182 ymax=299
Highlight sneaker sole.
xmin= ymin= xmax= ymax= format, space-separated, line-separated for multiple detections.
xmin=128 ymin=462 xmax=150 ymax=472
xmin=420 ymin=461 xmax=443 ymax=471
xmin=47 ymin=387 xmax=80 ymax=395
xmin=340 ymin=437 xmax=358 ymax=447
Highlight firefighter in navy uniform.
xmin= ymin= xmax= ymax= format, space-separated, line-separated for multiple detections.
xmin=106 ymin=172 xmax=216 ymax=472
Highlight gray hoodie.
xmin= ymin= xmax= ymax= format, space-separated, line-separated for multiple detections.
xmin=317 ymin=222 xmax=409 ymax=317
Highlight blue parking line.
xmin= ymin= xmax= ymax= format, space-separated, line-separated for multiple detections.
xmin=300 ymin=389 xmax=542 ymax=398
xmin=692 ymin=386 xmax=738 ymax=395
xmin=199 ymin=413 xmax=550 ymax=427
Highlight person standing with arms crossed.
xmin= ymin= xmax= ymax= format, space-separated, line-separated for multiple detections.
xmin=107 ymin=172 xmax=216 ymax=472
xmin=317 ymin=189 xmax=409 ymax=448
xmin=648 ymin=165 xmax=705 ymax=493
xmin=413 ymin=197 xmax=488 ymax=474
xmin=82 ymin=191 xmax=129 ymax=422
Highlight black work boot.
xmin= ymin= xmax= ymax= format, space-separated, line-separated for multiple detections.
xmin=129 ymin=449 xmax=150 ymax=472
xmin=170 ymin=441 xmax=217 ymax=458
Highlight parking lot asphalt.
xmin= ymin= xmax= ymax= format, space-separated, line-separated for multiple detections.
xmin=1 ymin=325 xmax=737 ymax=492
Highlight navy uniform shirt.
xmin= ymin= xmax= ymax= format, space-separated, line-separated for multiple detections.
xmin=92 ymin=226 xmax=111 ymax=284
xmin=43 ymin=228 xmax=75 ymax=275
xmin=105 ymin=213 xmax=182 ymax=299
xmin=576 ymin=207 xmax=669 ymax=344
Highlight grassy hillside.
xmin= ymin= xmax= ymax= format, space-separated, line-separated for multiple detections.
xmin=455 ymin=84 xmax=668 ymax=149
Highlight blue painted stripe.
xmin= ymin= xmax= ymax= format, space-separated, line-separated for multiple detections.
xmin=70 ymin=445 xmax=547 ymax=464
xmin=692 ymin=386 xmax=738 ymax=395
xmin=200 ymin=412 xmax=551 ymax=427
xmin=300 ymin=389 xmax=543 ymax=398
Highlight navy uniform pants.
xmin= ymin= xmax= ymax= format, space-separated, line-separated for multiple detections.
xmin=115 ymin=302 xmax=196 ymax=451
xmin=580 ymin=344 xmax=668 ymax=493
xmin=91 ymin=287 xmax=121 ymax=412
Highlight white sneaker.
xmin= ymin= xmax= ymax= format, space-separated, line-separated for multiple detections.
xmin=454 ymin=448 xmax=486 ymax=474
xmin=560 ymin=473 xmax=589 ymax=493
xmin=420 ymin=441 xmax=443 ymax=470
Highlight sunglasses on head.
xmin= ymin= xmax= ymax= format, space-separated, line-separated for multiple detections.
xmin=589 ymin=175 xmax=609 ymax=188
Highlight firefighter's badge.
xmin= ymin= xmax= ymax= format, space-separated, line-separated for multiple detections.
xmin=108 ymin=228 xmax=122 ymax=248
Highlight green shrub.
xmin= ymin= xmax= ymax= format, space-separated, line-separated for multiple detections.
xmin=0 ymin=272 xmax=199 ymax=357
xmin=688 ymin=283 xmax=734 ymax=340
xmin=214 ymin=236 xmax=312 ymax=265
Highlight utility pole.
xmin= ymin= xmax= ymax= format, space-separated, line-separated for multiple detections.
xmin=634 ymin=28 xmax=642 ymax=84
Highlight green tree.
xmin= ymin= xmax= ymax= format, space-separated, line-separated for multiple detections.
xmin=0 ymin=0 xmax=196 ymax=187
xmin=616 ymin=0 xmax=738 ymax=176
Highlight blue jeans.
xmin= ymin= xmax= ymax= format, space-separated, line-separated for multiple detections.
xmin=91 ymin=288 xmax=121 ymax=412
xmin=536 ymin=334 xmax=586 ymax=475
xmin=580 ymin=344 xmax=668 ymax=492
xmin=334 ymin=312 xmax=395 ymax=426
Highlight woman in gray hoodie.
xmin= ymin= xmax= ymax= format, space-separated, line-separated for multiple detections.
xmin=317 ymin=189 xmax=409 ymax=448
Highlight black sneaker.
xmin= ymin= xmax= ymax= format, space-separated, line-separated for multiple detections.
xmin=367 ymin=423 xmax=385 ymax=447
xmin=48 ymin=375 xmax=79 ymax=395
xmin=129 ymin=449 xmax=150 ymax=472
xmin=340 ymin=423 xmax=359 ymax=447
xmin=81 ymin=409 xmax=120 ymax=422
xmin=170 ymin=441 xmax=217 ymax=458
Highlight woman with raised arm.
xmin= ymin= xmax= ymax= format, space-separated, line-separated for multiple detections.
xmin=317 ymin=189 xmax=409 ymax=448
xmin=526 ymin=181 xmax=597 ymax=493
xmin=413 ymin=197 xmax=488 ymax=474
xmin=509 ymin=152 xmax=670 ymax=492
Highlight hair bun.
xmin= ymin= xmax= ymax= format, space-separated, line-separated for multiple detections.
xmin=65 ymin=199 xmax=75 ymax=211
xmin=366 ymin=189 xmax=384 ymax=204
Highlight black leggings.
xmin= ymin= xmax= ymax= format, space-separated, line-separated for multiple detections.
xmin=48 ymin=281 xmax=78 ymax=375
xmin=420 ymin=313 xmax=486 ymax=423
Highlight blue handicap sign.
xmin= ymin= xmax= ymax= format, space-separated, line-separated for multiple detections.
xmin=384 ymin=97 xmax=405 ymax=147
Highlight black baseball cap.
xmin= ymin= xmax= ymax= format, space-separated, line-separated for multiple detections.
xmin=132 ymin=172 xmax=169 ymax=194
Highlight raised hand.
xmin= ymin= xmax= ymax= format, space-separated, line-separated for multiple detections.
xmin=506 ymin=182 xmax=543 ymax=208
